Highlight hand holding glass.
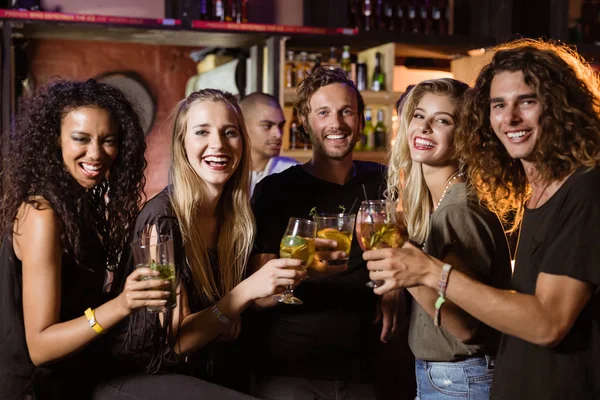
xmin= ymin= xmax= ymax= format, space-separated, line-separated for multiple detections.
xmin=130 ymin=234 xmax=177 ymax=313
xmin=313 ymin=213 xmax=356 ymax=266
xmin=356 ymin=200 xmax=408 ymax=288
xmin=278 ymin=218 xmax=317 ymax=305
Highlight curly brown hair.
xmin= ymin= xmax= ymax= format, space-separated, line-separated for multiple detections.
xmin=294 ymin=67 xmax=365 ymax=131
xmin=0 ymin=79 xmax=147 ymax=271
xmin=454 ymin=39 xmax=600 ymax=226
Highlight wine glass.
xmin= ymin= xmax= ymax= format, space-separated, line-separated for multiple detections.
xmin=356 ymin=200 xmax=408 ymax=288
xmin=312 ymin=213 xmax=356 ymax=266
xmin=277 ymin=217 xmax=317 ymax=305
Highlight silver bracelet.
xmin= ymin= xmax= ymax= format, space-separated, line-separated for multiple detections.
xmin=211 ymin=304 xmax=230 ymax=325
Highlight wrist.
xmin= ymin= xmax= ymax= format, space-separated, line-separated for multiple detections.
xmin=423 ymin=258 xmax=445 ymax=289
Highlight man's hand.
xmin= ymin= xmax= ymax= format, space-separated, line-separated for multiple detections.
xmin=309 ymin=238 xmax=349 ymax=277
xmin=375 ymin=289 xmax=402 ymax=343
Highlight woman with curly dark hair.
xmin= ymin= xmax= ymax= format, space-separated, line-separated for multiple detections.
xmin=363 ymin=39 xmax=600 ymax=399
xmin=0 ymin=79 xmax=170 ymax=400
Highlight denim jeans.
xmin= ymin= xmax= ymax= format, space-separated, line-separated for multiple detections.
xmin=415 ymin=356 xmax=494 ymax=400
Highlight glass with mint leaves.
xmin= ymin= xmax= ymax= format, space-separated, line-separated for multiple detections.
xmin=131 ymin=234 xmax=177 ymax=313
xmin=356 ymin=200 xmax=408 ymax=288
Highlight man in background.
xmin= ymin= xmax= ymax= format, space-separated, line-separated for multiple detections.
xmin=240 ymin=92 xmax=298 ymax=196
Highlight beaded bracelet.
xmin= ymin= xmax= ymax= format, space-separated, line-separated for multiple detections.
xmin=433 ymin=263 xmax=453 ymax=327
xmin=211 ymin=305 xmax=230 ymax=325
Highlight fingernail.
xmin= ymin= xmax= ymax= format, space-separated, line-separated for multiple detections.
xmin=152 ymin=271 xmax=161 ymax=275
xmin=341 ymin=252 xmax=347 ymax=258
xmin=163 ymin=280 xmax=171 ymax=285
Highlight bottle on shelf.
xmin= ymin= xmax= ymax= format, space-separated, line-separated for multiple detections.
xmin=312 ymin=54 xmax=323 ymax=73
xmin=341 ymin=45 xmax=352 ymax=75
xmin=296 ymin=52 xmax=311 ymax=86
xmin=225 ymin=0 xmax=234 ymax=21
xmin=384 ymin=1 xmax=395 ymax=31
xmin=348 ymin=0 xmax=362 ymax=30
xmin=419 ymin=0 xmax=432 ymax=35
xmin=239 ymin=0 xmax=249 ymax=23
xmin=327 ymin=47 xmax=339 ymax=70
xmin=212 ymin=0 xmax=225 ymax=21
xmin=432 ymin=0 xmax=448 ymax=35
xmin=371 ymin=52 xmax=386 ymax=92
xmin=363 ymin=0 xmax=373 ymax=31
xmin=374 ymin=0 xmax=385 ymax=30
xmin=408 ymin=0 xmax=419 ymax=33
xmin=375 ymin=109 xmax=387 ymax=150
xmin=396 ymin=0 xmax=408 ymax=33
xmin=198 ymin=0 xmax=212 ymax=20
xmin=363 ymin=107 xmax=376 ymax=151
xmin=285 ymin=50 xmax=297 ymax=88
xmin=289 ymin=109 xmax=299 ymax=150
xmin=356 ymin=62 xmax=367 ymax=91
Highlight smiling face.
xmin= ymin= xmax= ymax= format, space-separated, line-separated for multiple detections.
xmin=489 ymin=70 xmax=543 ymax=162
xmin=304 ymin=83 xmax=361 ymax=160
xmin=60 ymin=106 xmax=119 ymax=189
xmin=245 ymin=101 xmax=285 ymax=162
xmin=408 ymin=93 xmax=456 ymax=166
xmin=184 ymin=100 xmax=243 ymax=195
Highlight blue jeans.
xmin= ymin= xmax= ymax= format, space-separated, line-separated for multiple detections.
xmin=415 ymin=357 xmax=494 ymax=399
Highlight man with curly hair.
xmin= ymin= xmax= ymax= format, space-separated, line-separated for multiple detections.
xmin=363 ymin=39 xmax=600 ymax=399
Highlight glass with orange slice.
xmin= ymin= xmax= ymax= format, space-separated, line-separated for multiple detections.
xmin=313 ymin=213 xmax=356 ymax=266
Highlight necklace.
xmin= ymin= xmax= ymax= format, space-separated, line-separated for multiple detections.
xmin=422 ymin=171 xmax=464 ymax=251
xmin=434 ymin=171 xmax=464 ymax=212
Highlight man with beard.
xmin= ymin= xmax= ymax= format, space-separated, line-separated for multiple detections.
xmin=246 ymin=67 xmax=392 ymax=400
xmin=240 ymin=92 xmax=298 ymax=196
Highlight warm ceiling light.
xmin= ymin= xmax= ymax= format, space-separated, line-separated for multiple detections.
xmin=467 ymin=48 xmax=486 ymax=57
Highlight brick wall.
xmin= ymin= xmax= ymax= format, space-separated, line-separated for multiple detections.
xmin=29 ymin=39 xmax=197 ymax=200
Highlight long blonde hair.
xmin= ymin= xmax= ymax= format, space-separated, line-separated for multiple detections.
xmin=388 ymin=78 xmax=469 ymax=244
xmin=169 ymin=89 xmax=254 ymax=303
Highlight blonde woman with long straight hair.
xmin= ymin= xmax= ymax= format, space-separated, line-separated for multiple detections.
xmin=94 ymin=89 xmax=304 ymax=400
xmin=364 ymin=79 xmax=512 ymax=400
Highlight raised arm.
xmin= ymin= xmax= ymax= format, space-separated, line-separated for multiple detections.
xmin=18 ymin=203 xmax=169 ymax=366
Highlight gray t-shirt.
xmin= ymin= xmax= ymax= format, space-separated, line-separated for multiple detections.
xmin=408 ymin=182 xmax=512 ymax=361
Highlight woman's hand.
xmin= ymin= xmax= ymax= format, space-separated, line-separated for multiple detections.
xmin=117 ymin=268 xmax=171 ymax=315
xmin=364 ymin=242 xmax=439 ymax=295
xmin=244 ymin=258 xmax=307 ymax=300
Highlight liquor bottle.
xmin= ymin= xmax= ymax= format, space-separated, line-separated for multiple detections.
xmin=296 ymin=52 xmax=311 ymax=85
xmin=374 ymin=0 xmax=385 ymax=30
xmin=348 ymin=0 xmax=362 ymax=30
xmin=363 ymin=108 xmax=376 ymax=151
xmin=363 ymin=0 xmax=373 ymax=31
xmin=328 ymin=47 xmax=339 ymax=70
xmin=224 ymin=0 xmax=234 ymax=21
xmin=408 ymin=0 xmax=418 ymax=33
xmin=198 ymin=0 xmax=212 ymax=20
xmin=436 ymin=0 xmax=448 ymax=35
xmin=396 ymin=0 xmax=407 ymax=33
xmin=374 ymin=109 xmax=387 ymax=149
xmin=284 ymin=51 xmax=297 ymax=88
xmin=212 ymin=0 xmax=225 ymax=21
xmin=341 ymin=45 xmax=352 ymax=75
xmin=371 ymin=52 xmax=386 ymax=92
xmin=384 ymin=1 xmax=395 ymax=31
xmin=312 ymin=54 xmax=322 ymax=73
xmin=238 ymin=0 xmax=248 ymax=23
xmin=356 ymin=62 xmax=367 ymax=91
xmin=289 ymin=110 xmax=299 ymax=150
xmin=419 ymin=0 xmax=432 ymax=35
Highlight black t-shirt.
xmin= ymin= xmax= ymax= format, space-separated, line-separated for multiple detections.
xmin=491 ymin=168 xmax=600 ymax=399
xmin=246 ymin=161 xmax=387 ymax=382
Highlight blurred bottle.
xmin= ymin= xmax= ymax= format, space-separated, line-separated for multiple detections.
xmin=356 ymin=62 xmax=367 ymax=91
xmin=363 ymin=108 xmax=376 ymax=151
xmin=224 ymin=0 xmax=234 ymax=21
xmin=384 ymin=1 xmax=395 ymax=31
xmin=312 ymin=54 xmax=323 ymax=73
xmin=371 ymin=52 xmax=386 ymax=92
xmin=375 ymin=109 xmax=387 ymax=150
xmin=349 ymin=0 xmax=362 ymax=30
xmin=408 ymin=0 xmax=419 ymax=33
xmin=396 ymin=0 xmax=408 ymax=33
xmin=285 ymin=50 xmax=297 ymax=88
xmin=289 ymin=109 xmax=312 ymax=151
xmin=363 ymin=0 xmax=373 ymax=31
xmin=375 ymin=0 xmax=385 ymax=30
xmin=420 ymin=0 xmax=432 ymax=34
xmin=328 ymin=47 xmax=339 ymax=69
xmin=197 ymin=0 xmax=212 ymax=20
xmin=296 ymin=52 xmax=311 ymax=85
xmin=341 ymin=45 xmax=352 ymax=75
xmin=212 ymin=0 xmax=225 ymax=21
xmin=238 ymin=0 xmax=248 ymax=22
xmin=434 ymin=0 xmax=448 ymax=35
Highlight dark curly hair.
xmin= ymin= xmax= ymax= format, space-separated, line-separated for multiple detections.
xmin=454 ymin=39 xmax=600 ymax=228
xmin=0 ymin=79 xmax=147 ymax=271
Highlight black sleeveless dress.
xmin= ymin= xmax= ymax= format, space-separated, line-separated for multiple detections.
xmin=0 ymin=230 xmax=108 ymax=399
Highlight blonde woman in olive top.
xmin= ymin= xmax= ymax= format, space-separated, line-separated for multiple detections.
xmin=364 ymin=78 xmax=512 ymax=399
